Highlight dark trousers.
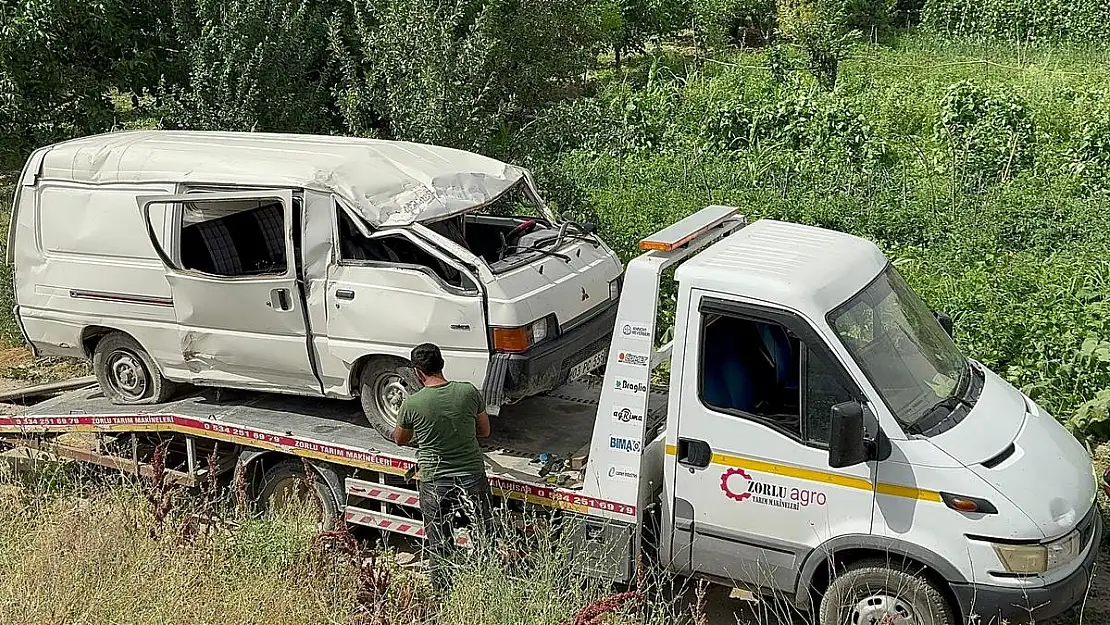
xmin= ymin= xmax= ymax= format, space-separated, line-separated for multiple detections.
xmin=418 ymin=473 xmax=494 ymax=589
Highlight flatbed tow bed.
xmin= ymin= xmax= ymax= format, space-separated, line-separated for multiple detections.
xmin=2 ymin=377 xmax=668 ymax=536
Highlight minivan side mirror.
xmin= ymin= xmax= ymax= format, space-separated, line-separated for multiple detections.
xmin=933 ymin=310 xmax=954 ymax=337
xmin=829 ymin=401 xmax=869 ymax=468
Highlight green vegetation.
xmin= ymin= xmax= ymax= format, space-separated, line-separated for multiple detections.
xmin=0 ymin=465 xmax=679 ymax=625
xmin=2 ymin=1 xmax=1110 ymax=442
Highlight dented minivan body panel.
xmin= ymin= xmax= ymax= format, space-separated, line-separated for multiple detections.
xmin=9 ymin=130 xmax=621 ymax=412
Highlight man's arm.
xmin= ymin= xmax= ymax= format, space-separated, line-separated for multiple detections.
xmin=394 ymin=425 xmax=414 ymax=446
xmin=475 ymin=411 xmax=491 ymax=438
xmin=394 ymin=402 xmax=415 ymax=446
xmin=472 ymin=384 xmax=491 ymax=438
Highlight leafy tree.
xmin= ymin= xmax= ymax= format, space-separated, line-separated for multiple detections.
xmin=330 ymin=0 xmax=598 ymax=150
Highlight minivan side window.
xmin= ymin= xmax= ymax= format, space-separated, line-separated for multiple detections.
xmin=336 ymin=210 xmax=474 ymax=292
xmin=180 ymin=200 xmax=287 ymax=277
xmin=699 ymin=311 xmax=855 ymax=446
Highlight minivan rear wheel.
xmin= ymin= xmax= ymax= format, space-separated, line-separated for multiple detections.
xmin=359 ymin=357 xmax=422 ymax=439
xmin=92 ymin=332 xmax=178 ymax=405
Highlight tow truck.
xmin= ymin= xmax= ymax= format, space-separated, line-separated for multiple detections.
xmin=0 ymin=206 xmax=1099 ymax=625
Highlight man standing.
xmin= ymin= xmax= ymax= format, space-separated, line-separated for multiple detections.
xmin=394 ymin=343 xmax=492 ymax=591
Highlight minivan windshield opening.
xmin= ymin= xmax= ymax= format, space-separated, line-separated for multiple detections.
xmin=425 ymin=182 xmax=594 ymax=273
xmin=337 ymin=209 xmax=472 ymax=291
xmin=829 ymin=265 xmax=969 ymax=434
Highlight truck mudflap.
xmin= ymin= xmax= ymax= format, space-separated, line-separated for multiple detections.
xmin=565 ymin=513 xmax=637 ymax=584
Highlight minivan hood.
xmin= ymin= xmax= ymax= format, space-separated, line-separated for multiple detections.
xmin=929 ymin=364 xmax=1025 ymax=465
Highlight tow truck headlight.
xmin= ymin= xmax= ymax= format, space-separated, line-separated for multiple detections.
xmin=993 ymin=544 xmax=1048 ymax=574
xmin=992 ymin=529 xmax=1082 ymax=574
xmin=1047 ymin=529 xmax=1083 ymax=569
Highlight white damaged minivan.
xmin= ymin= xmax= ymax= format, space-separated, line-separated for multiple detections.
xmin=8 ymin=131 xmax=624 ymax=436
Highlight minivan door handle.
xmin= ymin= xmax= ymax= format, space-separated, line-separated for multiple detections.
xmin=677 ymin=438 xmax=712 ymax=469
xmin=269 ymin=288 xmax=293 ymax=311
xmin=335 ymin=289 xmax=355 ymax=300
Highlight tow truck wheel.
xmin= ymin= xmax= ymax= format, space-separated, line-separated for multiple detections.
xmin=253 ymin=460 xmax=342 ymax=531
xmin=359 ymin=357 xmax=423 ymax=439
xmin=819 ymin=560 xmax=955 ymax=625
xmin=92 ymin=332 xmax=177 ymax=405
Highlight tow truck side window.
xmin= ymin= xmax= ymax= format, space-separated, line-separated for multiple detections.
xmin=699 ymin=310 xmax=856 ymax=446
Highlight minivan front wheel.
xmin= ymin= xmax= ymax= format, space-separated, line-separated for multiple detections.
xmin=359 ymin=357 xmax=422 ymax=439
xmin=92 ymin=333 xmax=177 ymax=405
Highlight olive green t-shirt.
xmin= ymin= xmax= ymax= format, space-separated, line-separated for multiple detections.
xmin=397 ymin=381 xmax=485 ymax=482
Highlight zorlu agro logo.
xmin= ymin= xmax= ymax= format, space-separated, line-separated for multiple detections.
xmin=609 ymin=436 xmax=641 ymax=452
xmin=617 ymin=351 xmax=649 ymax=367
xmin=612 ymin=406 xmax=644 ymax=423
xmin=720 ymin=468 xmax=827 ymax=510
xmin=614 ymin=378 xmax=648 ymax=394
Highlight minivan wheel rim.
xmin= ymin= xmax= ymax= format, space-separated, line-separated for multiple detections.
xmin=850 ymin=593 xmax=916 ymax=625
xmin=373 ymin=371 xmax=408 ymax=427
xmin=107 ymin=349 xmax=148 ymax=401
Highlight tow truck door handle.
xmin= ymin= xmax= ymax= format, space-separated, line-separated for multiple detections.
xmin=677 ymin=438 xmax=712 ymax=469
xmin=336 ymin=289 xmax=355 ymax=300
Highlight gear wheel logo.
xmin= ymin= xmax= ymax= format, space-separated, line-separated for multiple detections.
xmin=720 ymin=467 xmax=752 ymax=502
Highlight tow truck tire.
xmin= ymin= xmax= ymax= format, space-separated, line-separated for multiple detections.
xmin=92 ymin=333 xmax=177 ymax=405
xmin=819 ymin=559 xmax=955 ymax=625
xmin=359 ymin=357 xmax=422 ymax=439
xmin=253 ymin=459 xmax=342 ymax=530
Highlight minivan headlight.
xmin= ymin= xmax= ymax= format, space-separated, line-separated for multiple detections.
xmin=993 ymin=529 xmax=1082 ymax=574
xmin=492 ymin=317 xmax=552 ymax=353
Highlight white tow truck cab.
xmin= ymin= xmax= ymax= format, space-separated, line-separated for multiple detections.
xmin=2 ymin=206 xmax=1098 ymax=625
xmin=8 ymin=131 xmax=623 ymax=437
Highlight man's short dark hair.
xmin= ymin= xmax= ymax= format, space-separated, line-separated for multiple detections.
xmin=410 ymin=343 xmax=444 ymax=375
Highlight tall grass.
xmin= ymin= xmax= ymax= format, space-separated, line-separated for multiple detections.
xmin=0 ymin=461 xmax=681 ymax=625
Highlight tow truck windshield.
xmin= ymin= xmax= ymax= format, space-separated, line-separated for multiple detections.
xmin=830 ymin=264 xmax=971 ymax=434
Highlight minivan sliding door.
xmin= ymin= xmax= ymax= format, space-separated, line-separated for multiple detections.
xmin=140 ymin=190 xmax=321 ymax=394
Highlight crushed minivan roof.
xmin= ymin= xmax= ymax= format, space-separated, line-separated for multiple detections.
xmin=33 ymin=130 xmax=527 ymax=227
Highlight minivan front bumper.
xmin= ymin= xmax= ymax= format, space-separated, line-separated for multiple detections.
xmin=483 ymin=300 xmax=618 ymax=408
xmin=952 ymin=510 xmax=1102 ymax=624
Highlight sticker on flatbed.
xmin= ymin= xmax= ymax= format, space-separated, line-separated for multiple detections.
xmin=619 ymin=322 xmax=652 ymax=340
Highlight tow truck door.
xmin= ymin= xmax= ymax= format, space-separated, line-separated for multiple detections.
xmin=667 ymin=289 xmax=876 ymax=592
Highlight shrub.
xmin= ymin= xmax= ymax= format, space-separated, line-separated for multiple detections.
xmin=935 ymin=80 xmax=1037 ymax=191
xmin=1065 ymin=108 xmax=1110 ymax=197
xmin=694 ymin=0 xmax=777 ymax=49
xmin=777 ymin=0 xmax=895 ymax=39
xmin=163 ymin=0 xmax=337 ymax=133
xmin=330 ymin=0 xmax=598 ymax=150
xmin=0 ymin=0 xmax=171 ymax=162
xmin=923 ymin=0 xmax=1110 ymax=41
xmin=702 ymin=88 xmax=881 ymax=165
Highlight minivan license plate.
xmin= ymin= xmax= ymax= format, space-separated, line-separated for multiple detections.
xmin=569 ymin=350 xmax=606 ymax=381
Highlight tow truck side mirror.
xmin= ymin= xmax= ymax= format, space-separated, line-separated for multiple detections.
xmin=829 ymin=401 xmax=868 ymax=468
xmin=933 ymin=310 xmax=954 ymax=337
